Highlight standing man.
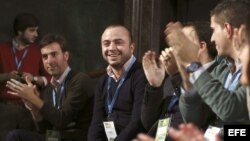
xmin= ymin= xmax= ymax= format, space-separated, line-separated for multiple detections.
xmin=5 ymin=34 xmax=94 ymax=141
xmin=0 ymin=13 xmax=49 ymax=103
xmin=0 ymin=13 xmax=49 ymax=141
xmin=88 ymin=25 xmax=147 ymax=141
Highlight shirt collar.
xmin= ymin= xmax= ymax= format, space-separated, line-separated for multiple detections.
xmin=12 ymin=39 xmax=29 ymax=49
xmin=203 ymin=60 xmax=216 ymax=70
xmin=12 ymin=39 xmax=18 ymax=48
xmin=106 ymin=55 xmax=136 ymax=81
xmin=51 ymin=66 xmax=71 ymax=87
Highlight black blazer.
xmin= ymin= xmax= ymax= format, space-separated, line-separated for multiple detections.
xmin=141 ymin=73 xmax=183 ymax=140
xmin=38 ymin=70 xmax=94 ymax=141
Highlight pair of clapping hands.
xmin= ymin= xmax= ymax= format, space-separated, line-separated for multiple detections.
xmin=142 ymin=47 xmax=177 ymax=88
xmin=6 ymin=77 xmax=39 ymax=111
xmin=143 ymin=22 xmax=200 ymax=89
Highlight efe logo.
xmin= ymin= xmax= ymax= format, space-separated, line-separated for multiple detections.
xmin=228 ymin=129 xmax=246 ymax=136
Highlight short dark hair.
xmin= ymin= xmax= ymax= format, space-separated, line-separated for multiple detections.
xmin=210 ymin=0 xmax=250 ymax=28
xmin=39 ymin=33 xmax=68 ymax=53
xmin=104 ymin=24 xmax=134 ymax=43
xmin=13 ymin=13 xmax=39 ymax=35
xmin=185 ymin=21 xmax=218 ymax=59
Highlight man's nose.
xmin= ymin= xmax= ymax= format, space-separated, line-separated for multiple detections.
xmin=109 ymin=42 xmax=117 ymax=50
xmin=47 ymin=55 xmax=54 ymax=63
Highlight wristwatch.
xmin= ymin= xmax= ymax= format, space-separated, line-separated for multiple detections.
xmin=33 ymin=76 xmax=38 ymax=82
xmin=186 ymin=62 xmax=202 ymax=73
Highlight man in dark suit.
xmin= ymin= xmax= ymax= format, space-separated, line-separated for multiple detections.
xmin=134 ymin=22 xmax=218 ymax=141
xmin=5 ymin=34 xmax=94 ymax=141
xmin=88 ymin=25 xmax=147 ymax=141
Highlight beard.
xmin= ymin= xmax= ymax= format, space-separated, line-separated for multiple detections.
xmin=19 ymin=35 xmax=35 ymax=46
xmin=110 ymin=63 xmax=123 ymax=70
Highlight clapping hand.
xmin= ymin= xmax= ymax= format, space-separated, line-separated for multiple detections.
xmin=6 ymin=76 xmax=39 ymax=103
xmin=142 ymin=51 xmax=165 ymax=87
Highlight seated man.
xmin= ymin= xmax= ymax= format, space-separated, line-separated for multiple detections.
xmin=5 ymin=34 xmax=94 ymax=141
xmin=140 ymin=21 xmax=218 ymax=141
xmin=88 ymin=25 xmax=147 ymax=141
xmin=165 ymin=0 xmax=250 ymax=129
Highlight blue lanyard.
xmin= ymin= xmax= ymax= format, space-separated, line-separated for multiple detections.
xmin=167 ymin=93 xmax=178 ymax=114
xmin=12 ymin=47 xmax=29 ymax=71
xmin=52 ymin=80 xmax=66 ymax=109
xmin=106 ymin=57 xmax=136 ymax=115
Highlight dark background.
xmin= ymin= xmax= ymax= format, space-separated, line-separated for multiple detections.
xmin=0 ymin=0 xmax=124 ymax=74
xmin=0 ymin=0 xmax=220 ymax=75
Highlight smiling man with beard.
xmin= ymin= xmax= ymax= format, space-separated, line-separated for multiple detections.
xmin=88 ymin=25 xmax=147 ymax=141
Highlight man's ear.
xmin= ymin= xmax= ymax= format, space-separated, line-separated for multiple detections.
xmin=200 ymin=41 xmax=207 ymax=50
xmin=224 ymin=23 xmax=234 ymax=38
xmin=17 ymin=30 xmax=23 ymax=36
xmin=64 ymin=51 xmax=69 ymax=61
xmin=130 ymin=43 xmax=135 ymax=52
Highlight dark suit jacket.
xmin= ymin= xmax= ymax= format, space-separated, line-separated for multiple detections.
xmin=88 ymin=62 xmax=147 ymax=141
xmin=37 ymin=70 xmax=94 ymax=141
xmin=141 ymin=73 xmax=183 ymax=141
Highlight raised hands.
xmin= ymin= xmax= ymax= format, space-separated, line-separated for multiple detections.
xmin=142 ymin=51 xmax=165 ymax=87
xmin=165 ymin=22 xmax=200 ymax=66
xmin=160 ymin=47 xmax=178 ymax=75
xmin=232 ymin=25 xmax=247 ymax=51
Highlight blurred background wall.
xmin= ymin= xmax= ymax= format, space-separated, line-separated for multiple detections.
xmin=0 ymin=0 xmax=220 ymax=76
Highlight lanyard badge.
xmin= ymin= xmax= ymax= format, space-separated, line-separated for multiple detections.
xmin=103 ymin=121 xmax=117 ymax=141
xmin=46 ymin=130 xmax=61 ymax=141
xmin=204 ymin=125 xmax=221 ymax=141
xmin=155 ymin=116 xmax=172 ymax=141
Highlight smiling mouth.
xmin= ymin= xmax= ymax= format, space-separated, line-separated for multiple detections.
xmin=47 ymin=67 xmax=55 ymax=71
xmin=108 ymin=54 xmax=120 ymax=57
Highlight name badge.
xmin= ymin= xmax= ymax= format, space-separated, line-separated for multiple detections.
xmin=46 ymin=130 xmax=61 ymax=141
xmin=103 ymin=121 xmax=117 ymax=141
xmin=204 ymin=125 xmax=221 ymax=141
xmin=155 ymin=117 xmax=171 ymax=141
